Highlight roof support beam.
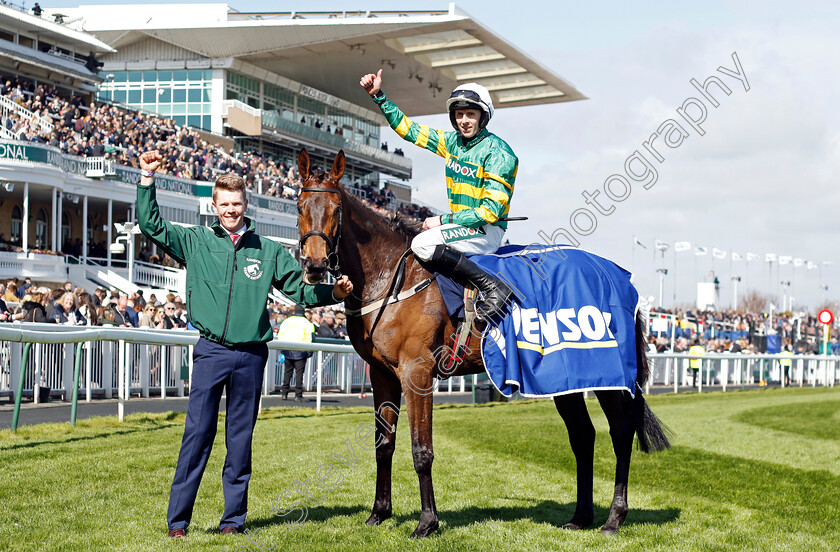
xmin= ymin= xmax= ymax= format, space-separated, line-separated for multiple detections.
xmin=453 ymin=66 xmax=526 ymax=80
xmin=402 ymin=37 xmax=481 ymax=54
xmin=430 ymin=52 xmax=505 ymax=68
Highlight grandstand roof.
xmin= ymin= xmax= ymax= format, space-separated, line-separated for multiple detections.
xmin=0 ymin=4 xmax=115 ymax=54
xmin=58 ymin=3 xmax=586 ymax=116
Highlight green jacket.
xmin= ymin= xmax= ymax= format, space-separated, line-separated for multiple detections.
xmin=373 ymin=92 xmax=518 ymax=230
xmin=137 ymin=183 xmax=335 ymax=346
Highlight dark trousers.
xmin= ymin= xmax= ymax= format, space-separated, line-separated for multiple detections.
xmin=167 ymin=337 xmax=268 ymax=531
xmin=280 ymin=357 xmax=307 ymax=397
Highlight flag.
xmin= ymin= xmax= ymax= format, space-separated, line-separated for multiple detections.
xmin=655 ymin=240 xmax=669 ymax=251
xmin=712 ymin=248 xmax=727 ymax=260
xmin=794 ymin=258 xmax=804 ymax=268
xmin=674 ymin=241 xmax=691 ymax=252
xmin=779 ymin=256 xmax=792 ymax=265
xmin=747 ymin=253 xmax=760 ymax=262
xmin=807 ymin=261 xmax=818 ymax=270
xmin=634 ymin=236 xmax=647 ymax=249
xmin=732 ymin=252 xmax=743 ymax=261
xmin=824 ymin=261 xmax=834 ymax=266
xmin=769 ymin=303 xmax=777 ymax=310
xmin=695 ymin=246 xmax=708 ymax=256
xmin=766 ymin=253 xmax=777 ymax=263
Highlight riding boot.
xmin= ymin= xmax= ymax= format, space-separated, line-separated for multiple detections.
xmin=427 ymin=245 xmax=515 ymax=320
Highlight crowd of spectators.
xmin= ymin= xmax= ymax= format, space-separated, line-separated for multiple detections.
xmin=647 ymin=308 xmax=838 ymax=355
xmin=2 ymin=74 xmax=434 ymax=223
xmin=0 ymin=276 xmax=348 ymax=337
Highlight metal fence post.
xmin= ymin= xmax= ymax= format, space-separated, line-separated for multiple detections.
xmin=118 ymin=339 xmax=125 ymax=422
xmin=316 ymin=350 xmax=323 ymax=412
xmin=85 ymin=341 xmax=92 ymax=402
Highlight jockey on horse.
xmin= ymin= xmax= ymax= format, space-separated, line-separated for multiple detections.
xmin=360 ymin=69 xmax=517 ymax=319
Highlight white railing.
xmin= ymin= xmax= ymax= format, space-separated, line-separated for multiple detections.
xmin=221 ymin=99 xmax=262 ymax=118
xmin=0 ymin=251 xmax=68 ymax=281
xmin=0 ymin=323 xmax=474 ymax=429
xmin=646 ymin=352 xmax=839 ymax=393
xmin=133 ymin=260 xmax=185 ymax=295
xmin=84 ymin=156 xmax=116 ymax=178
xmin=0 ymin=94 xmax=54 ymax=134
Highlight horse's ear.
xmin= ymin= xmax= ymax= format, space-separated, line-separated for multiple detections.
xmin=329 ymin=150 xmax=345 ymax=185
xmin=298 ymin=149 xmax=310 ymax=180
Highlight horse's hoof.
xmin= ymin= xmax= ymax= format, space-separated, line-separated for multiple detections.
xmin=409 ymin=519 xmax=439 ymax=538
xmin=561 ymin=516 xmax=593 ymax=530
xmin=366 ymin=510 xmax=391 ymax=526
xmin=600 ymin=525 xmax=620 ymax=536
xmin=561 ymin=522 xmax=584 ymax=530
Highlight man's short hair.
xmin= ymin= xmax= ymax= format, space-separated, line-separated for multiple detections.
xmin=213 ymin=174 xmax=246 ymax=201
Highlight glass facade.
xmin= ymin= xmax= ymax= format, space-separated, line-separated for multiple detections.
xmin=97 ymin=69 xmax=214 ymax=131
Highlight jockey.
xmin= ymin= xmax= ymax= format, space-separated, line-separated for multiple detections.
xmin=360 ymin=69 xmax=518 ymax=319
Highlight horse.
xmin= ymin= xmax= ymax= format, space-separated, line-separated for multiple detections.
xmin=295 ymin=149 xmax=670 ymax=538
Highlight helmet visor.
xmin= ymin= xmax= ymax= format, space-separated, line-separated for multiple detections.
xmin=449 ymin=89 xmax=484 ymax=104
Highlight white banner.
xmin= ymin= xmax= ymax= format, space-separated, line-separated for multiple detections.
xmin=779 ymin=256 xmax=792 ymax=265
xmin=695 ymin=246 xmax=708 ymax=256
xmin=732 ymin=252 xmax=743 ymax=261
xmin=712 ymin=248 xmax=727 ymax=260
xmin=766 ymin=253 xmax=778 ymax=263
xmin=674 ymin=241 xmax=691 ymax=252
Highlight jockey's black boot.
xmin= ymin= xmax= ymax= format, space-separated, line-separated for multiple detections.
xmin=427 ymin=245 xmax=515 ymax=320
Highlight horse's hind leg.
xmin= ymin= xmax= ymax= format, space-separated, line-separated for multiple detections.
xmin=595 ymin=390 xmax=635 ymax=536
xmin=554 ymin=393 xmax=595 ymax=530
xmin=366 ymin=367 xmax=403 ymax=527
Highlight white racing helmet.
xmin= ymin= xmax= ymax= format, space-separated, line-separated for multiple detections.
xmin=446 ymin=83 xmax=494 ymax=131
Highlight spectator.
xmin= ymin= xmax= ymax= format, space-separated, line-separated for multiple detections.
xmin=53 ymin=292 xmax=87 ymax=325
xmin=138 ymin=303 xmax=156 ymax=328
xmin=111 ymin=293 xmax=138 ymax=327
xmin=17 ymin=292 xmax=48 ymax=323
xmin=275 ymin=304 xmax=315 ymax=402
xmin=78 ymin=292 xmax=98 ymax=326
xmin=32 ymin=3 xmax=43 ymax=16
xmin=316 ymin=310 xmax=338 ymax=338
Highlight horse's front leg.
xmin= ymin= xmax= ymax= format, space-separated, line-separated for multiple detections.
xmin=554 ymin=393 xmax=596 ymax=530
xmin=366 ymin=366 xmax=403 ymax=527
xmin=595 ymin=390 xmax=635 ymax=536
xmin=401 ymin=358 xmax=439 ymax=538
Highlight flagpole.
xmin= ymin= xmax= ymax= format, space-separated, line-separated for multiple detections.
xmin=673 ymin=248 xmax=677 ymax=304
xmin=729 ymin=251 xmax=733 ymax=309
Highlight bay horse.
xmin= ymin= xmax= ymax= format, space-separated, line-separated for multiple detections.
xmin=295 ymin=149 xmax=670 ymax=538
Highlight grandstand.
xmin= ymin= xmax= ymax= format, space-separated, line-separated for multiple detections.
xmin=0 ymin=3 xmax=585 ymax=298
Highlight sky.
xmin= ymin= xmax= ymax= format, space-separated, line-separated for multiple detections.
xmin=40 ymin=0 xmax=840 ymax=312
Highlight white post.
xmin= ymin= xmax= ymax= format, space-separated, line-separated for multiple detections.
xmin=33 ymin=344 xmax=41 ymax=404
xmin=161 ymin=345 xmax=167 ymax=399
xmin=22 ymin=182 xmax=29 ymax=253
xmin=118 ymin=339 xmax=125 ymax=422
xmin=316 ymin=351 xmax=323 ymax=412
xmin=674 ymin=360 xmax=679 ymax=393
xmin=85 ymin=341 xmax=92 ymax=402
xmin=721 ymin=358 xmax=728 ymax=392
xmin=107 ymin=199 xmax=113 ymax=268
xmin=698 ymin=359 xmax=703 ymax=393
xmin=82 ymin=195 xmax=88 ymax=264
xmin=51 ymin=187 xmax=57 ymax=252
xmin=57 ymin=190 xmax=63 ymax=253
xmin=140 ymin=345 xmax=150 ymax=398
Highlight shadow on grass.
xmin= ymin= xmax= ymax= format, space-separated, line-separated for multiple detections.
xmin=244 ymin=504 xmax=369 ymax=531
xmin=392 ymin=499 xmax=680 ymax=531
xmin=0 ymin=414 xmax=183 ymax=451
xmin=243 ymin=500 xmax=678 ymax=535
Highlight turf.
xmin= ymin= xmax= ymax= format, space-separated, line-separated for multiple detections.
xmin=1 ymin=387 xmax=839 ymax=551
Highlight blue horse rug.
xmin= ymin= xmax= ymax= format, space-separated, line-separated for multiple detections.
xmin=470 ymin=244 xmax=639 ymax=398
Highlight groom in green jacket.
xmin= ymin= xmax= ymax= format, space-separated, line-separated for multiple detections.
xmin=136 ymin=150 xmax=352 ymax=537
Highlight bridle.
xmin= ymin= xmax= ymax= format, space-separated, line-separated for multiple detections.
xmin=298 ymin=186 xmax=343 ymax=276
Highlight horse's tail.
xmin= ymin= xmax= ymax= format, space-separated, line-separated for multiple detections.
xmin=632 ymin=311 xmax=672 ymax=453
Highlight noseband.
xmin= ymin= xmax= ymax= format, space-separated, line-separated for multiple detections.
xmin=298 ymin=186 xmax=343 ymax=276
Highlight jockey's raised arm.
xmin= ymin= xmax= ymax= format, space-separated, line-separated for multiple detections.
xmin=360 ymin=70 xmax=519 ymax=320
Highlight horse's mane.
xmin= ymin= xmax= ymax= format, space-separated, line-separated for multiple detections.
xmin=339 ymin=183 xmax=422 ymax=238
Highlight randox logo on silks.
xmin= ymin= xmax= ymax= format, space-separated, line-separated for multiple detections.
xmin=445 ymin=156 xmax=480 ymax=185
xmin=243 ymin=263 xmax=264 ymax=280
xmin=441 ymin=226 xmax=486 ymax=243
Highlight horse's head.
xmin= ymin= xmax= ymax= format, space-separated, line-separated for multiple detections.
xmin=297 ymin=148 xmax=345 ymax=284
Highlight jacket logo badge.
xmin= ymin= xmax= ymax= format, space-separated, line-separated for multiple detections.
xmin=244 ymin=263 xmax=263 ymax=280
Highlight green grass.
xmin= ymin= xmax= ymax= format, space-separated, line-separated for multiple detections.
xmin=1 ymin=387 xmax=839 ymax=551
